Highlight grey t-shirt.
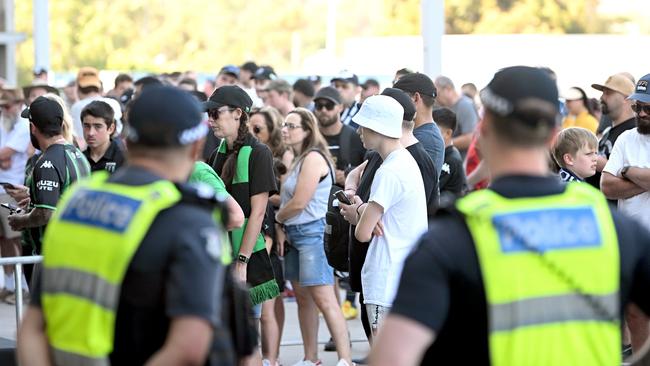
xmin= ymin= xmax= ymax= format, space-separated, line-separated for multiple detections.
xmin=450 ymin=96 xmax=479 ymax=139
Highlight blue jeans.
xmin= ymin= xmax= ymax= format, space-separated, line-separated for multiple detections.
xmin=284 ymin=218 xmax=334 ymax=286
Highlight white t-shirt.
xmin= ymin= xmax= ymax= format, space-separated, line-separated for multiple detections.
xmin=603 ymin=128 xmax=650 ymax=229
xmin=70 ymin=96 xmax=123 ymax=143
xmin=0 ymin=115 xmax=31 ymax=191
xmin=362 ymin=148 xmax=428 ymax=307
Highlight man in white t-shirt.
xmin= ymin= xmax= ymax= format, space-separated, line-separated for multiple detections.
xmin=348 ymin=95 xmax=428 ymax=335
xmin=602 ymin=73 xmax=650 ymax=230
xmin=601 ymin=73 xmax=650 ymax=353
xmin=69 ymin=67 xmax=123 ymax=149
xmin=0 ymin=88 xmax=31 ymax=303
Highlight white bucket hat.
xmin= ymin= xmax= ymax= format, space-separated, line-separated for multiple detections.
xmin=352 ymin=95 xmax=404 ymax=138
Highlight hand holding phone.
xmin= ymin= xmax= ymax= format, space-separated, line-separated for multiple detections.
xmin=333 ymin=190 xmax=352 ymax=205
xmin=1 ymin=203 xmax=18 ymax=214
xmin=0 ymin=182 xmax=16 ymax=190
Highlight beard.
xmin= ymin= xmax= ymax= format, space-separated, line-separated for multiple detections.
xmin=637 ymin=116 xmax=650 ymax=135
xmin=600 ymin=101 xmax=609 ymax=116
xmin=0 ymin=113 xmax=16 ymax=133
xmin=30 ymin=132 xmax=41 ymax=150
xmin=316 ymin=112 xmax=338 ymax=128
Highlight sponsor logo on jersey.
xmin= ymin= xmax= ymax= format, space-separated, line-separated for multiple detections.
xmin=40 ymin=160 xmax=54 ymax=169
xmin=36 ymin=180 xmax=59 ymax=191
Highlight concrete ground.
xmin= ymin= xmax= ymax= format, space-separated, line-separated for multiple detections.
xmin=0 ymin=295 xmax=370 ymax=366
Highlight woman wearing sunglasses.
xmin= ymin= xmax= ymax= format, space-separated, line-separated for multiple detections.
xmin=249 ymin=106 xmax=293 ymax=366
xmin=205 ymin=86 xmax=280 ymax=366
xmin=276 ymin=108 xmax=353 ymax=366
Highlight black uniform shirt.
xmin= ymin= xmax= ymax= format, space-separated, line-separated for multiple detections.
xmin=32 ymin=166 xmax=226 ymax=365
xmin=83 ymin=139 xmax=126 ymax=173
xmin=391 ymin=175 xmax=650 ymax=365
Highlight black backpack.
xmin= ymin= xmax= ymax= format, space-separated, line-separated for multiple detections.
xmin=323 ymin=126 xmax=356 ymax=272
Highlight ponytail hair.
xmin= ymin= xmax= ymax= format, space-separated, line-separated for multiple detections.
xmin=220 ymin=110 xmax=250 ymax=187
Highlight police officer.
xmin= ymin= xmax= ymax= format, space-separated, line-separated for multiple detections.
xmin=369 ymin=66 xmax=650 ymax=365
xmin=18 ymin=86 xmax=228 ymax=365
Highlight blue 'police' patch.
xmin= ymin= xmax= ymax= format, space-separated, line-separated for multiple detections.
xmin=60 ymin=189 xmax=142 ymax=233
xmin=492 ymin=207 xmax=601 ymax=253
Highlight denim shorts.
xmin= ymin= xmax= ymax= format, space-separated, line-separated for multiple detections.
xmin=284 ymin=218 xmax=334 ymax=287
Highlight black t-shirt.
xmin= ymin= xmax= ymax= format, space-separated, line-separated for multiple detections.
xmin=586 ymin=117 xmax=636 ymax=188
xmin=391 ymin=175 xmax=650 ymax=365
xmin=405 ymin=142 xmax=439 ymax=214
xmin=323 ymin=124 xmax=366 ymax=171
xmin=439 ymin=145 xmax=466 ymax=203
xmin=26 ymin=143 xmax=91 ymax=253
xmin=31 ymin=166 xmax=226 ymax=365
xmin=83 ymin=139 xmax=126 ymax=173
xmin=208 ymin=134 xmax=277 ymax=216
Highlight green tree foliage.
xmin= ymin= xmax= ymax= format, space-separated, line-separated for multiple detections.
xmin=14 ymin=0 xmax=625 ymax=84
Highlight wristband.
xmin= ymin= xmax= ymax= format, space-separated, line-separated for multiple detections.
xmin=356 ymin=203 xmax=364 ymax=219
xmin=237 ymin=254 xmax=250 ymax=264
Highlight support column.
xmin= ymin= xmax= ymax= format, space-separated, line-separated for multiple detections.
xmin=421 ymin=0 xmax=444 ymax=78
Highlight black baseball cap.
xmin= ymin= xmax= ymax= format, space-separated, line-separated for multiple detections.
xmin=21 ymin=96 xmax=63 ymax=133
xmin=628 ymin=73 xmax=650 ymax=104
xmin=480 ymin=66 xmax=559 ymax=120
xmin=293 ymin=79 xmax=315 ymax=98
xmin=253 ymin=66 xmax=277 ymax=81
xmin=313 ymin=86 xmax=342 ymax=105
xmin=381 ymin=87 xmax=416 ymax=121
xmin=393 ymin=73 xmax=437 ymax=98
xmin=203 ymin=85 xmax=253 ymax=114
xmin=127 ymin=86 xmax=206 ymax=147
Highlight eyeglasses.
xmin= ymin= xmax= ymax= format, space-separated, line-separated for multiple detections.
xmin=632 ymin=103 xmax=650 ymax=115
xmin=281 ymin=122 xmax=302 ymax=130
xmin=315 ymin=102 xmax=335 ymax=111
xmin=208 ymin=107 xmax=236 ymax=120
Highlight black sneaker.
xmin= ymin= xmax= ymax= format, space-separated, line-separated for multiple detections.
xmin=323 ymin=334 xmax=352 ymax=352
xmin=324 ymin=337 xmax=336 ymax=352
xmin=622 ymin=343 xmax=633 ymax=359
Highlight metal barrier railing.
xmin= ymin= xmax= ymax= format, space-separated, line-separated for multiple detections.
xmin=0 ymin=256 xmax=43 ymax=329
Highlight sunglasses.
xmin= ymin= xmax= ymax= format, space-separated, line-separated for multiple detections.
xmin=281 ymin=122 xmax=302 ymax=130
xmin=208 ymin=107 xmax=235 ymax=120
xmin=632 ymin=103 xmax=650 ymax=115
xmin=315 ymin=102 xmax=335 ymax=111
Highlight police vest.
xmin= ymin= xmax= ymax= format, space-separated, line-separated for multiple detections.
xmin=41 ymin=172 xmax=183 ymax=365
xmin=456 ymin=182 xmax=620 ymax=366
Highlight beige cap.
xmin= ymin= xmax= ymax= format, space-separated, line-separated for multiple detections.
xmin=77 ymin=66 xmax=102 ymax=89
xmin=591 ymin=73 xmax=635 ymax=96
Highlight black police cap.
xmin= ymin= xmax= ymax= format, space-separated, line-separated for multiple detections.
xmin=127 ymin=86 xmax=206 ymax=147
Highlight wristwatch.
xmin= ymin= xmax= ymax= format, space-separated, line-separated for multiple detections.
xmin=621 ymin=166 xmax=631 ymax=178
xmin=237 ymin=254 xmax=250 ymax=264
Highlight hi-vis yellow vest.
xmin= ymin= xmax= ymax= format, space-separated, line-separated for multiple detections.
xmin=41 ymin=172 xmax=182 ymax=365
xmin=456 ymin=182 xmax=620 ymax=366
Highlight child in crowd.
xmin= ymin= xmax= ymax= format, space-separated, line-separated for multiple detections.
xmin=432 ymin=107 xmax=467 ymax=203
xmin=552 ymin=127 xmax=598 ymax=182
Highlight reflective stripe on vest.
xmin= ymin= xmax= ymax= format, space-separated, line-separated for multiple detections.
xmin=42 ymin=172 xmax=182 ymax=361
xmin=456 ymin=182 xmax=621 ymax=366
xmin=52 ymin=347 xmax=109 ymax=366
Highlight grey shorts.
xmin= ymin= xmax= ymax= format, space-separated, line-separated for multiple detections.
xmin=0 ymin=194 xmax=21 ymax=239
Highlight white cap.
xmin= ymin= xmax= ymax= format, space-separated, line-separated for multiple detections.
xmin=352 ymin=95 xmax=404 ymax=138
xmin=563 ymin=87 xmax=584 ymax=101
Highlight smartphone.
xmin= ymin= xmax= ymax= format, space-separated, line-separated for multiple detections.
xmin=1 ymin=203 xmax=18 ymax=214
xmin=333 ymin=190 xmax=352 ymax=205
xmin=0 ymin=182 xmax=15 ymax=190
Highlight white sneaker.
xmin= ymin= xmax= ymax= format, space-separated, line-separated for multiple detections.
xmin=291 ymin=360 xmax=322 ymax=366
xmin=336 ymin=360 xmax=356 ymax=366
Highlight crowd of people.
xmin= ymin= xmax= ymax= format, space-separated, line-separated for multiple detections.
xmin=0 ymin=59 xmax=647 ymax=366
